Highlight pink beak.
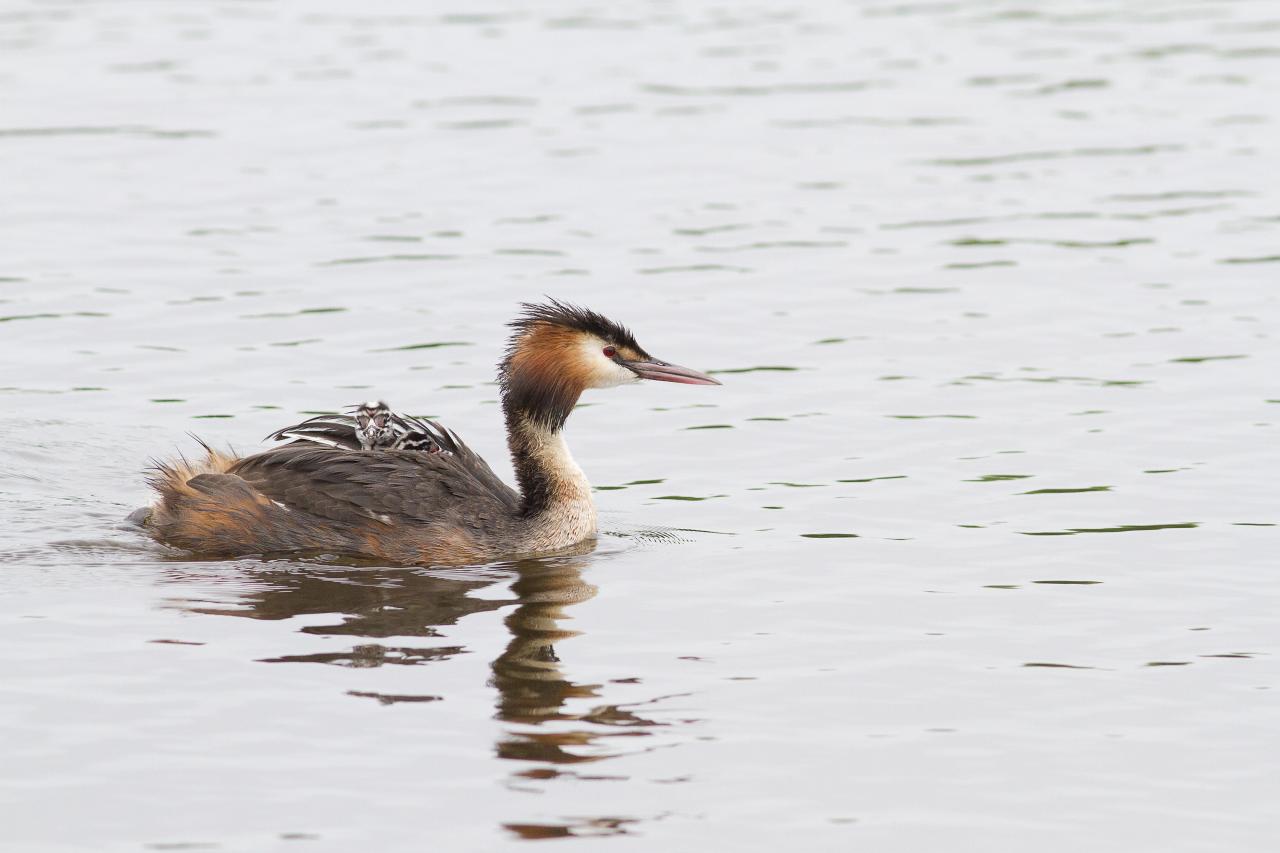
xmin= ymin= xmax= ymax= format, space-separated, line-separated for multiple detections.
xmin=627 ymin=359 xmax=721 ymax=386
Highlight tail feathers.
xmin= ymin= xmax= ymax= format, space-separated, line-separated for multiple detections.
xmin=149 ymin=473 xmax=285 ymax=556
xmin=145 ymin=442 xmax=257 ymax=554
xmin=145 ymin=439 xmax=240 ymax=504
xmin=143 ymin=441 xmax=367 ymax=558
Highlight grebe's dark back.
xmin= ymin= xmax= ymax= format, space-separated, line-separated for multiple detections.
xmin=142 ymin=300 xmax=720 ymax=565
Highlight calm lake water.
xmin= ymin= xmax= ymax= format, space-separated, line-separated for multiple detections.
xmin=2 ymin=1 xmax=1278 ymax=850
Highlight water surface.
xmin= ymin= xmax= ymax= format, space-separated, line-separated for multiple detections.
xmin=2 ymin=1 xmax=1278 ymax=850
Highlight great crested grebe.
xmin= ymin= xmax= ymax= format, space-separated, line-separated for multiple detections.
xmin=141 ymin=300 xmax=720 ymax=565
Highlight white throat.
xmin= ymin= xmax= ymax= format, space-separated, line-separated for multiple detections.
xmin=523 ymin=425 xmax=597 ymax=551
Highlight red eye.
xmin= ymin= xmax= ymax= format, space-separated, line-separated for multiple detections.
xmin=602 ymin=346 xmax=617 ymax=358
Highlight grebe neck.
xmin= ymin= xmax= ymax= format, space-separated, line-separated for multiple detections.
xmin=498 ymin=324 xmax=598 ymax=546
xmin=504 ymin=410 xmax=596 ymax=548
xmin=505 ymin=408 xmax=591 ymax=511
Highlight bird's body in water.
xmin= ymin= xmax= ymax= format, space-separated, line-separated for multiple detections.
xmin=140 ymin=301 xmax=720 ymax=566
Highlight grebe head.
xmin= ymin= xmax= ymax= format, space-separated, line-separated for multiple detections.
xmin=353 ymin=400 xmax=395 ymax=449
xmin=501 ymin=299 xmax=720 ymax=432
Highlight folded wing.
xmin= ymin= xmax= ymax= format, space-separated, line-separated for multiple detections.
xmin=231 ymin=441 xmax=520 ymax=529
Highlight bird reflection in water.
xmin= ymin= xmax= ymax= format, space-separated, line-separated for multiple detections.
xmin=491 ymin=559 xmax=672 ymax=771
xmin=170 ymin=555 xmax=674 ymax=767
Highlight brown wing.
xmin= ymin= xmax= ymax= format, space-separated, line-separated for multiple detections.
xmin=229 ymin=444 xmax=520 ymax=529
xmin=420 ymin=421 xmax=515 ymax=501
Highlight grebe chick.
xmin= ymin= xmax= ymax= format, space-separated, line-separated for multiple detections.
xmin=354 ymin=401 xmax=395 ymax=450
xmin=142 ymin=300 xmax=721 ymax=566
xmin=266 ymin=401 xmax=446 ymax=453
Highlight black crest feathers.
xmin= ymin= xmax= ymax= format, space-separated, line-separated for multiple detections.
xmin=498 ymin=299 xmax=645 ymax=435
xmin=507 ymin=298 xmax=643 ymax=355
